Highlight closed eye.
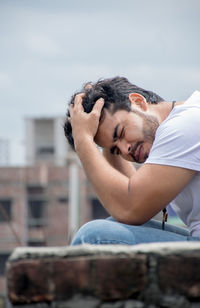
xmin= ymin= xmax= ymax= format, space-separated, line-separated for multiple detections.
xmin=110 ymin=127 xmax=124 ymax=155
xmin=119 ymin=127 xmax=125 ymax=139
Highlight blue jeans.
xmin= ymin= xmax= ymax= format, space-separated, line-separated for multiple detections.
xmin=71 ymin=217 xmax=200 ymax=245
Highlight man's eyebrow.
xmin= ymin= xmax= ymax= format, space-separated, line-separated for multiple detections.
xmin=113 ymin=124 xmax=120 ymax=141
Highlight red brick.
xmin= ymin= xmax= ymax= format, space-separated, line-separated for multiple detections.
xmin=52 ymin=257 xmax=95 ymax=299
xmin=95 ymin=255 xmax=147 ymax=300
xmin=7 ymin=259 xmax=53 ymax=304
xmin=158 ymin=255 xmax=200 ymax=298
xmin=7 ymin=254 xmax=147 ymax=304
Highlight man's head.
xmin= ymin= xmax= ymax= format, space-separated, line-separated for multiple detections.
xmin=64 ymin=76 xmax=164 ymax=162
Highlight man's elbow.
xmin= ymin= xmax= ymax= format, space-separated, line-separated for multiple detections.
xmin=114 ymin=209 xmax=150 ymax=226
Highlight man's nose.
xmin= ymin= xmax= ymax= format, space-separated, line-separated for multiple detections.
xmin=118 ymin=140 xmax=131 ymax=155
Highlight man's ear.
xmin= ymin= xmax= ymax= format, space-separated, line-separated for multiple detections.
xmin=128 ymin=93 xmax=148 ymax=111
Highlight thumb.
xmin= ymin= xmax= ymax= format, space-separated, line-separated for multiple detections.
xmin=92 ymin=98 xmax=104 ymax=115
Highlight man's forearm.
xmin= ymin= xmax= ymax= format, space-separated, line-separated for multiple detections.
xmin=76 ymin=139 xmax=131 ymax=222
xmin=103 ymin=148 xmax=137 ymax=178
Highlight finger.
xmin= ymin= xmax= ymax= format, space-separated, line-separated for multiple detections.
xmin=92 ymin=98 xmax=104 ymax=115
xmin=84 ymin=83 xmax=93 ymax=90
xmin=74 ymin=92 xmax=85 ymax=106
xmin=69 ymin=104 xmax=74 ymax=116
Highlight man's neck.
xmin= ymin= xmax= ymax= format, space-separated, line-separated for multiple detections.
xmin=151 ymin=100 xmax=185 ymax=124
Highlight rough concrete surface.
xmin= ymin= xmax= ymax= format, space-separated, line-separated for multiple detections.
xmin=6 ymin=242 xmax=200 ymax=308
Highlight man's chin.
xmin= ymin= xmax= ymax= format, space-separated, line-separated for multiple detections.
xmin=122 ymin=155 xmax=138 ymax=163
xmin=122 ymin=156 xmax=147 ymax=164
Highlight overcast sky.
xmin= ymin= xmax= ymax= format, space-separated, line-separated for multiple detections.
xmin=0 ymin=0 xmax=200 ymax=165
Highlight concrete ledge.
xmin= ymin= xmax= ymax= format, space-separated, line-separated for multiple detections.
xmin=6 ymin=242 xmax=200 ymax=307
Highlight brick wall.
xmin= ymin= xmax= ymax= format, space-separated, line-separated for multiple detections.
xmin=6 ymin=242 xmax=200 ymax=308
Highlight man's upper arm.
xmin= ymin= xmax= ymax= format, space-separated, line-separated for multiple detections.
xmin=128 ymin=163 xmax=196 ymax=224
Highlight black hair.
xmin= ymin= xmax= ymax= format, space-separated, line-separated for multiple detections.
xmin=64 ymin=76 xmax=164 ymax=150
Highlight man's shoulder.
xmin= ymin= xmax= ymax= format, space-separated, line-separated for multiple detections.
xmin=184 ymin=90 xmax=200 ymax=106
xmin=159 ymin=97 xmax=200 ymax=135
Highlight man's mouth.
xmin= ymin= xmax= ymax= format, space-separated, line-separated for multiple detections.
xmin=135 ymin=144 xmax=142 ymax=162
xmin=130 ymin=142 xmax=145 ymax=163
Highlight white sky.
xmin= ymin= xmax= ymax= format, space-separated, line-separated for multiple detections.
xmin=0 ymin=0 xmax=200 ymax=165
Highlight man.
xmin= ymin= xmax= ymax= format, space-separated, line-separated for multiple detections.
xmin=64 ymin=76 xmax=200 ymax=245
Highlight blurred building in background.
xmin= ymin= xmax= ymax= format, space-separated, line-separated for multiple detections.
xmin=0 ymin=139 xmax=10 ymax=166
xmin=0 ymin=116 xmax=108 ymax=297
xmin=25 ymin=117 xmax=68 ymax=166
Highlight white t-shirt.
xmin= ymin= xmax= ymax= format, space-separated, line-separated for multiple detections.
xmin=146 ymin=91 xmax=200 ymax=237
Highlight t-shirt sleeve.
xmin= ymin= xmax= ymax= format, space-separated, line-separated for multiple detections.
xmin=145 ymin=107 xmax=200 ymax=171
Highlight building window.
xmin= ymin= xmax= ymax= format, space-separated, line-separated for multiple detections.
xmin=27 ymin=186 xmax=45 ymax=195
xmin=0 ymin=199 xmax=12 ymax=222
xmin=28 ymin=240 xmax=46 ymax=247
xmin=28 ymin=200 xmax=46 ymax=228
xmin=37 ymin=147 xmax=54 ymax=155
xmin=57 ymin=197 xmax=68 ymax=204
xmin=91 ymin=198 xmax=109 ymax=220
xmin=0 ymin=253 xmax=10 ymax=275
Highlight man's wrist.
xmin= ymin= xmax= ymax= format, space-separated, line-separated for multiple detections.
xmin=74 ymin=135 xmax=95 ymax=154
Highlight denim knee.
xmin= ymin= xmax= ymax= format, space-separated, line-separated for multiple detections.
xmin=71 ymin=220 xmax=107 ymax=245
xmin=71 ymin=219 xmax=136 ymax=245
